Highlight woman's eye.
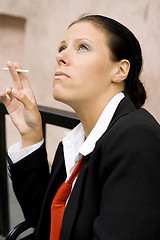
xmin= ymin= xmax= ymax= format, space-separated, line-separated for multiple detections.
xmin=58 ymin=46 xmax=66 ymax=53
xmin=79 ymin=44 xmax=89 ymax=51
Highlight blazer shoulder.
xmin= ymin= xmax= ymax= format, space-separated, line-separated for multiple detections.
xmin=110 ymin=96 xmax=159 ymax=130
xmin=97 ymin=106 xmax=160 ymax=158
xmin=96 ymin=108 xmax=160 ymax=187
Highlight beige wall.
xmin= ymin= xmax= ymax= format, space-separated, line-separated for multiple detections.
xmin=0 ymin=0 xmax=160 ymax=229
xmin=0 ymin=0 xmax=160 ymax=112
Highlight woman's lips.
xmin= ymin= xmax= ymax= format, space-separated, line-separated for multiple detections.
xmin=54 ymin=71 xmax=70 ymax=79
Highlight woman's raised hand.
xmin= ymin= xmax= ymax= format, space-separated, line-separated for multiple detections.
xmin=0 ymin=61 xmax=43 ymax=148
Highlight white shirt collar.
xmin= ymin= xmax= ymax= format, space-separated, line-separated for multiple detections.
xmin=62 ymin=92 xmax=125 ymax=180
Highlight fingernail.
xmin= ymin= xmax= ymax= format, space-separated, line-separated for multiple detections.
xmin=6 ymin=89 xmax=11 ymax=94
xmin=12 ymin=88 xmax=18 ymax=95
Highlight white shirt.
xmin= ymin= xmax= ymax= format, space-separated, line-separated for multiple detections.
xmin=8 ymin=92 xmax=125 ymax=181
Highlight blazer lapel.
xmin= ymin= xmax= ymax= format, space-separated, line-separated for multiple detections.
xmin=61 ymin=157 xmax=89 ymax=240
xmin=36 ymin=142 xmax=67 ymax=240
xmin=108 ymin=96 xmax=136 ymax=130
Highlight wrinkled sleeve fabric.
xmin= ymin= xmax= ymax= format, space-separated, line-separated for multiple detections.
xmin=93 ymin=119 xmax=160 ymax=240
xmin=7 ymin=143 xmax=50 ymax=226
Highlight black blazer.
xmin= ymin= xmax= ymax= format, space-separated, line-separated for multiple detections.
xmin=8 ymin=97 xmax=160 ymax=240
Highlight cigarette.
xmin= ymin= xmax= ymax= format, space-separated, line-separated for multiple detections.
xmin=2 ymin=67 xmax=29 ymax=73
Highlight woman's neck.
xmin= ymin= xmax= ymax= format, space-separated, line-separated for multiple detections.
xmin=73 ymin=93 xmax=116 ymax=137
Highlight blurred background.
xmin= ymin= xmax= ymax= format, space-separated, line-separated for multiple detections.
xmin=0 ymin=0 xmax=159 ymax=233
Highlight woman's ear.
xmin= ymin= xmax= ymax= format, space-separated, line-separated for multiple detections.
xmin=112 ymin=59 xmax=130 ymax=83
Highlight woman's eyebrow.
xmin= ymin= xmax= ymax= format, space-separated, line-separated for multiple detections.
xmin=75 ymin=38 xmax=94 ymax=45
xmin=60 ymin=38 xmax=94 ymax=45
xmin=60 ymin=40 xmax=66 ymax=45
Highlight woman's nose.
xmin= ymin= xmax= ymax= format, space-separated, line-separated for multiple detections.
xmin=56 ymin=51 xmax=69 ymax=65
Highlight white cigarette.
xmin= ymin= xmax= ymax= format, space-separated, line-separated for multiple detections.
xmin=2 ymin=67 xmax=29 ymax=73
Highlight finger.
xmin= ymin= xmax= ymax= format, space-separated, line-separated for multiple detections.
xmin=5 ymin=87 xmax=14 ymax=101
xmin=7 ymin=61 xmax=23 ymax=90
xmin=12 ymin=88 xmax=34 ymax=110
xmin=14 ymin=62 xmax=31 ymax=89
xmin=14 ymin=62 xmax=36 ymax=104
xmin=0 ymin=92 xmax=11 ymax=108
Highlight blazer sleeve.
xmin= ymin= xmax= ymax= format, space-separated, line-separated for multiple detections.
xmin=93 ymin=119 xmax=160 ymax=240
xmin=7 ymin=143 xmax=50 ymax=225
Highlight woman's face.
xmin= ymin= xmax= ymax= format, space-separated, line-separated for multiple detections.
xmin=53 ymin=21 xmax=120 ymax=109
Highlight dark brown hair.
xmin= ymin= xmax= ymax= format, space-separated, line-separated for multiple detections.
xmin=69 ymin=15 xmax=146 ymax=108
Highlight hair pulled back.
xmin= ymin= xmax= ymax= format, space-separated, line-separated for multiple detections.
xmin=69 ymin=15 xmax=146 ymax=108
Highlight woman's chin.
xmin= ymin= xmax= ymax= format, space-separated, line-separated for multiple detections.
xmin=53 ymin=92 xmax=68 ymax=104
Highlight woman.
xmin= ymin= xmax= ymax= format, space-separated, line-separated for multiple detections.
xmin=1 ymin=15 xmax=160 ymax=240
